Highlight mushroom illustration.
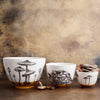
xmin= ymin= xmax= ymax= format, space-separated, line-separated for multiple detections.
xmin=22 ymin=70 xmax=35 ymax=83
xmin=17 ymin=60 xmax=36 ymax=84
xmin=87 ymin=75 xmax=92 ymax=85
xmin=83 ymin=76 xmax=88 ymax=85
xmin=13 ymin=74 xmax=16 ymax=83
xmin=7 ymin=67 xmax=13 ymax=81
xmin=17 ymin=60 xmax=36 ymax=73
xmin=14 ymin=66 xmax=25 ymax=85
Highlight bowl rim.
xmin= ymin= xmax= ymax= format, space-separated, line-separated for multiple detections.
xmin=3 ymin=57 xmax=46 ymax=60
xmin=76 ymin=70 xmax=99 ymax=73
xmin=46 ymin=62 xmax=76 ymax=66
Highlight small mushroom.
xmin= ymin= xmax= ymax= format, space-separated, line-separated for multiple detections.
xmin=47 ymin=85 xmax=55 ymax=90
xmin=76 ymin=66 xmax=82 ymax=72
xmin=37 ymin=81 xmax=46 ymax=90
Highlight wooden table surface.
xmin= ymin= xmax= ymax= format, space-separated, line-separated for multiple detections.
xmin=0 ymin=78 xmax=100 ymax=100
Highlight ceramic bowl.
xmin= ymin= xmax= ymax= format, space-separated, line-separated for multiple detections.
xmin=46 ymin=63 xmax=76 ymax=87
xmin=3 ymin=57 xmax=46 ymax=89
xmin=76 ymin=70 xmax=99 ymax=87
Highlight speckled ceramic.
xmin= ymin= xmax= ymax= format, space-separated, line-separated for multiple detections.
xmin=76 ymin=70 xmax=99 ymax=87
xmin=3 ymin=57 xmax=46 ymax=89
xmin=46 ymin=63 xmax=76 ymax=87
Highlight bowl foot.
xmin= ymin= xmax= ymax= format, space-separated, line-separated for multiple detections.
xmin=80 ymin=84 xmax=94 ymax=87
xmin=55 ymin=84 xmax=71 ymax=88
xmin=12 ymin=81 xmax=38 ymax=89
xmin=15 ymin=85 xmax=34 ymax=89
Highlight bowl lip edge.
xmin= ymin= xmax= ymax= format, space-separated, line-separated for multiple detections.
xmin=3 ymin=57 xmax=46 ymax=60
xmin=46 ymin=62 xmax=76 ymax=66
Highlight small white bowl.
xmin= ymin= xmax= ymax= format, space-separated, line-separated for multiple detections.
xmin=46 ymin=63 xmax=76 ymax=87
xmin=3 ymin=57 xmax=46 ymax=89
xmin=76 ymin=70 xmax=99 ymax=87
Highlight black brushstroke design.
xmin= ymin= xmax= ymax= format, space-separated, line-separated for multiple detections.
xmin=48 ymin=70 xmax=72 ymax=85
xmin=7 ymin=67 xmax=13 ymax=81
xmin=13 ymin=74 xmax=16 ymax=82
xmin=83 ymin=75 xmax=92 ymax=85
xmin=17 ymin=60 xmax=36 ymax=85
xmin=14 ymin=66 xmax=25 ymax=85
xmin=22 ymin=70 xmax=35 ymax=83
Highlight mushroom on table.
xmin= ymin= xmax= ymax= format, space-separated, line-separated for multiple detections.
xmin=37 ymin=81 xmax=46 ymax=90
xmin=14 ymin=66 xmax=25 ymax=85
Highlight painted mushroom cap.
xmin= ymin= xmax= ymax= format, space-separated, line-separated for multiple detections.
xmin=17 ymin=60 xmax=36 ymax=66
xmin=22 ymin=70 xmax=35 ymax=77
xmin=87 ymin=75 xmax=92 ymax=78
xmin=14 ymin=66 xmax=25 ymax=72
xmin=7 ymin=67 xmax=11 ymax=72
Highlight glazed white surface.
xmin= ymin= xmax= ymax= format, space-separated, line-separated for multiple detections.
xmin=46 ymin=63 xmax=76 ymax=80
xmin=3 ymin=57 xmax=46 ymax=83
xmin=77 ymin=70 xmax=98 ymax=85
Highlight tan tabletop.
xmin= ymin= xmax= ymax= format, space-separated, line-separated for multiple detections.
xmin=0 ymin=78 xmax=100 ymax=100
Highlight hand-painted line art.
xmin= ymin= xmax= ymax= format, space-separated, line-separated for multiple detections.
xmin=17 ymin=60 xmax=36 ymax=85
xmin=83 ymin=75 xmax=92 ymax=85
xmin=48 ymin=70 xmax=72 ymax=85
xmin=7 ymin=67 xmax=13 ymax=81
xmin=14 ymin=66 xmax=25 ymax=85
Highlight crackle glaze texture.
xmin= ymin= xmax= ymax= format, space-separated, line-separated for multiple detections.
xmin=0 ymin=0 xmax=100 ymax=74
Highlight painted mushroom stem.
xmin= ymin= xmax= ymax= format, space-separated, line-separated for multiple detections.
xmin=22 ymin=70 xmax=35 ymax=84
xmin=14 ymin=66 xmax=25 ymax=85
xmin=7 ymin=67 xmax=13 ymax=81
xmin=87 ymin=75 xmax=92 ymax=85
xmin=13 ymin=75 xmax=16 ymax=83
xmin=17 ymin=60 xmax=36 ymax=84
xmin=83 ymin=77 xmax=88 ymax=85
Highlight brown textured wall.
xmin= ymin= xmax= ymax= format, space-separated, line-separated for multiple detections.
xmin=0 ymin=0 xmax=100 ymax=74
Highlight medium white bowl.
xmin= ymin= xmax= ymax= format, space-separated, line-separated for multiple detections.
xmin=3 ymin=57 xmax=46 ymax=89
xmin=46 ymin=63 xmax=76 ymax=87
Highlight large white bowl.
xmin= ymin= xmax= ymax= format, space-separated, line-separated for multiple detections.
xmin=46 ymin=63 xmax=76 ymax=87
xmin=3 ymin=57 xmax=46 ymax=89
